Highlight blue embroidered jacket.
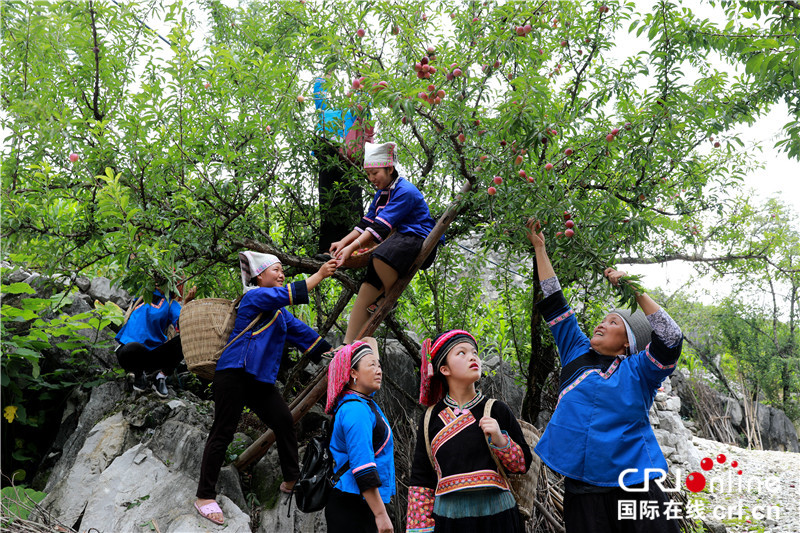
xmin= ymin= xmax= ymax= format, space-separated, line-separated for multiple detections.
xmin=355 ymin=177 xmax=443 ymax=244
xmin=116 ymin=290 xmax=181 ymax=350
xmin=535 ymin=290 xmax=682 ymax=487
xmin=330 ymin=391 xmax=395 ymax=503
xmin=215 ymin=280 xmax=330 ymax=383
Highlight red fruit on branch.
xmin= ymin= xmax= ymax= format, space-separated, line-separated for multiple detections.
xmin=356 ymin=28 xmax=365 ymax=37
xmin=606 ymin=133 xmax=615 ymax=142
xmin=544 ymin=163 xmax=554 ymax=171
xmin=563 ymin=211 xmax=571 ymax=220
xmin=565 ymin=228 xmax=575 ymax=237
xmin=611 ymin=127 xmax=620 ymax=136
xmin=564 ymin=148 xmax=574 ymax=156
xmin=69 ymin=153 xmax=79 ymax=163
xmin=458 ymin=133 xmax=466 ymax=143
xmin=493 ymin=176 xmax=503 ymax=185
xmin=487 ymin=186 xmax=497 ymax=195
xmin=565 ymin=219 xmax=574 ymax=228
xmin=519 ymin=170 xmax=527 ymax=178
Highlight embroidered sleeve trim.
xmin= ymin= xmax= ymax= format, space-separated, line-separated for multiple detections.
xmin=376 ymin=216 xmax=393 ymax=229
xmin=489 ymin=430 xmax=511 ymax=450
xmin=367 ymin=227 xmax=383 ymax=242
xmin=354 ymin=226 xmax=365 ymax=234
xmin=303 ymin=336 xmax=322 ymax=354
xmin=493 ymin=435 xmax=527 ymax=474
xmin=406 ymin=486 xmax=435 ymax=532
xmin=287 ymin=284 xmax=293 ymax=305
xmin=547 ymin=308 xmax=575 ymax=327
xmin=646 ymin=344 xmax=677 ymax=370
xmin=352 ymin=462 xmax=377 ymax=474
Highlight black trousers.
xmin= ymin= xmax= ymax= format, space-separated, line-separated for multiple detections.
xmin=196 ymin=368 xmax=299 ymax=499
xmin=325 ymin=488 xmax=377 ymax=533
xmin=317 ymin=144 xmax=362 ymax=254
xmin=564 ymin=482 xmax=681 ymax=533
xmin=116 ymin=336 xmax=183 ymax=374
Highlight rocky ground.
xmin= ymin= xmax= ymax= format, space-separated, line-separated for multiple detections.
xmin=689 ymin=437 xmax=800 ymax=533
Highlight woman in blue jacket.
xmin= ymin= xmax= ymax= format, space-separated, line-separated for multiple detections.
xmin=330 ymin=141 xmax=443 ymax=343
xmin=325 ymin=338 xmax=394 ymax=533
xmin=527 ymin=220 xmax=682 ymax=533
xmin=194 ymin=251 xmax=337 ymax=526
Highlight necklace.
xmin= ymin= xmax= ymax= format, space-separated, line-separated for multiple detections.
xmin=444 ymin=392 xmax=483 ymax=416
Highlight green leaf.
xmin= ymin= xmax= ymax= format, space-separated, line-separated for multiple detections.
xmin=1 ymin=283 xmax=35 ymax=295
xmin=745 ymin=53 xmax=763 ymax=74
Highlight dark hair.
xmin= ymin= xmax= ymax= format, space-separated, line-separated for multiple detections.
xmin=249 ymin=275 xmax=259 ymax=287
xmin=390 ymin=167 xmax=399 ymax=180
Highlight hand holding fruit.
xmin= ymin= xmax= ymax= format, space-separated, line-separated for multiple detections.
xmin=526 ymin=219 xmax=546 ymax=249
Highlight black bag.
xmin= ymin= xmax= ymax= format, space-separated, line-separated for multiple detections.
xmin=292 ymin=418 xmax=348 ymax=513
xmin=292 ymin=397 xmax=386 ymax=513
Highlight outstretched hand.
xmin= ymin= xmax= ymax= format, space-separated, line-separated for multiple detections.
xmin=603 ymin=268 xmax=627 ymax=287
xmin=318 ymin=259 xmax=338 ymax=278
xmin=525 ymin=218 xmax=546 ymax=249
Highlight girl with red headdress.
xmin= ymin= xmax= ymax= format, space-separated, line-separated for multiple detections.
xmin=406 ymin=330 xmax=532 ymax=533
xmin=325 ymin=338 xmax=395 ymax=533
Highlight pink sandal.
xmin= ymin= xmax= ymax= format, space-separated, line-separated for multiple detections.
xmin=194 ymin=500 xmax=224 ymax=525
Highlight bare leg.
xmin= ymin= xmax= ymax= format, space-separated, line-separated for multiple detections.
xmin=343 ymin=259 xmax=399 ymax=343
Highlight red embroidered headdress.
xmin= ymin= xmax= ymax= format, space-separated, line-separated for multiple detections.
xmin=418 ymin=330 xmax=477 ymax=406
xmin=325 ymin=341 xmax=372 ymax=414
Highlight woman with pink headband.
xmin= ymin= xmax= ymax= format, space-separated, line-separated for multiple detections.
xmin=406 ymin=330 xmax=532 ymax=533
xmin=325 ymin=338 xmax=395 ymax=533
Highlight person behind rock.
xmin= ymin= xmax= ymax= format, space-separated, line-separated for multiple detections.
xmin=313 ymin=74 xmax=374 ymax=254
xmin=115 ymin=273 xmax=196 ymax=398
xmin=325 ymin=338 xmax=394 ymax=533
xmin=193 ymin=251 xmax=337 ymax=526
xmin=330 ymin=141 xmax=442 ymax=343
xmin=406 ymin=330 xmax=532 ymax=533
xmin=526 ymin=219 xmax=683 ymax=533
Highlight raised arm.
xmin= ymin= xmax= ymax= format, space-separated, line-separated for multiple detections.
xmin=526 ymin=219 xmax=555 ymax=282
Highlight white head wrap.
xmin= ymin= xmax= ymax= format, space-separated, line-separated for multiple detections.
xmin=239 ymin=251 xmax=280 ymax=291
xmin=363 ymin=142 xmax=397 ymax=168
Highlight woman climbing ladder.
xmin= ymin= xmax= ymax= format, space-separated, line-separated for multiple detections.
xmin=330 ymin=141 xmax=443 ymax=343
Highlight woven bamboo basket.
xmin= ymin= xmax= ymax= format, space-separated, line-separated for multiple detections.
xmin=342 ymin=245 xmax=378 ymax=269
xmin=180 ymin=298 xmax=237 ymax=380
xmin=508 ymin=420 xmax=541 ymax=518
xmin=341 ymin=230 xmax=396 ymax=269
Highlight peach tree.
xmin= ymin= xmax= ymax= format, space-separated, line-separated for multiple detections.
xmin=2 ymin=0 xmax=797 ymax=426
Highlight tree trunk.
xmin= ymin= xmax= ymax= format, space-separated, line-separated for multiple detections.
xmin=521 ymin=254 xmax=557 ymax=425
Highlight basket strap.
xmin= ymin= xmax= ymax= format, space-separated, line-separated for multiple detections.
xmin=123 ymin=296 xmax=143 ymax=325
xmin=423 ymin=405 xmax=435 ymax=471
xmin=483 ymin=399 xmax=522 ymax=504
xmin=219 ymin=294 xmax=245 ymax=335
xmin=214 ymin=309 xmax=263 ymax=357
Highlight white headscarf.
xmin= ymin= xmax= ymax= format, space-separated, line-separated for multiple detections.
xmin=363 ymin=142 xmax=397 ymax=168
xmin=239 ymin=251 xmax=280 ymax=291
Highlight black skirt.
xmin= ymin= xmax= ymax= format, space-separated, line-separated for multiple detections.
xmin=432 ymin=505 xmax=524 ymax=533
xmin=364 ymin=232 xmax=438 ymax=288
xmin=563 ymin=482 xmax=681 ymax=533
xmin=325 ymin=488 xmax=377 ymax=533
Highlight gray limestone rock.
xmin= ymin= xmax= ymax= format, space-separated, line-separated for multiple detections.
xmin=88 ymin=277 xmax=131 ymax=306
xmin=78 ymin=445 xmax=251 ymax=532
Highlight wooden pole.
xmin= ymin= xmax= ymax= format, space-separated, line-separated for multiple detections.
xmin=233 ymin=180 xmax=472 ymax=471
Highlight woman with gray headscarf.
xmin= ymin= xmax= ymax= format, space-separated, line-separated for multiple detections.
xmin=526 ymin=220 xmax=683 ymax=533
xmin=194 ymin=251 xmax=337 ymax=526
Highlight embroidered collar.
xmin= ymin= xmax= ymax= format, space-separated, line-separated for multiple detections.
xmin=444 ymin=392 xmax=484 ymax=416
xmin=343 ymin=389 xmax=375 ymax=400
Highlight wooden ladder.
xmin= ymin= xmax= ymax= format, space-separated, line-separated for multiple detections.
xmin=233 ymin=180 xmax=471 ymax=470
